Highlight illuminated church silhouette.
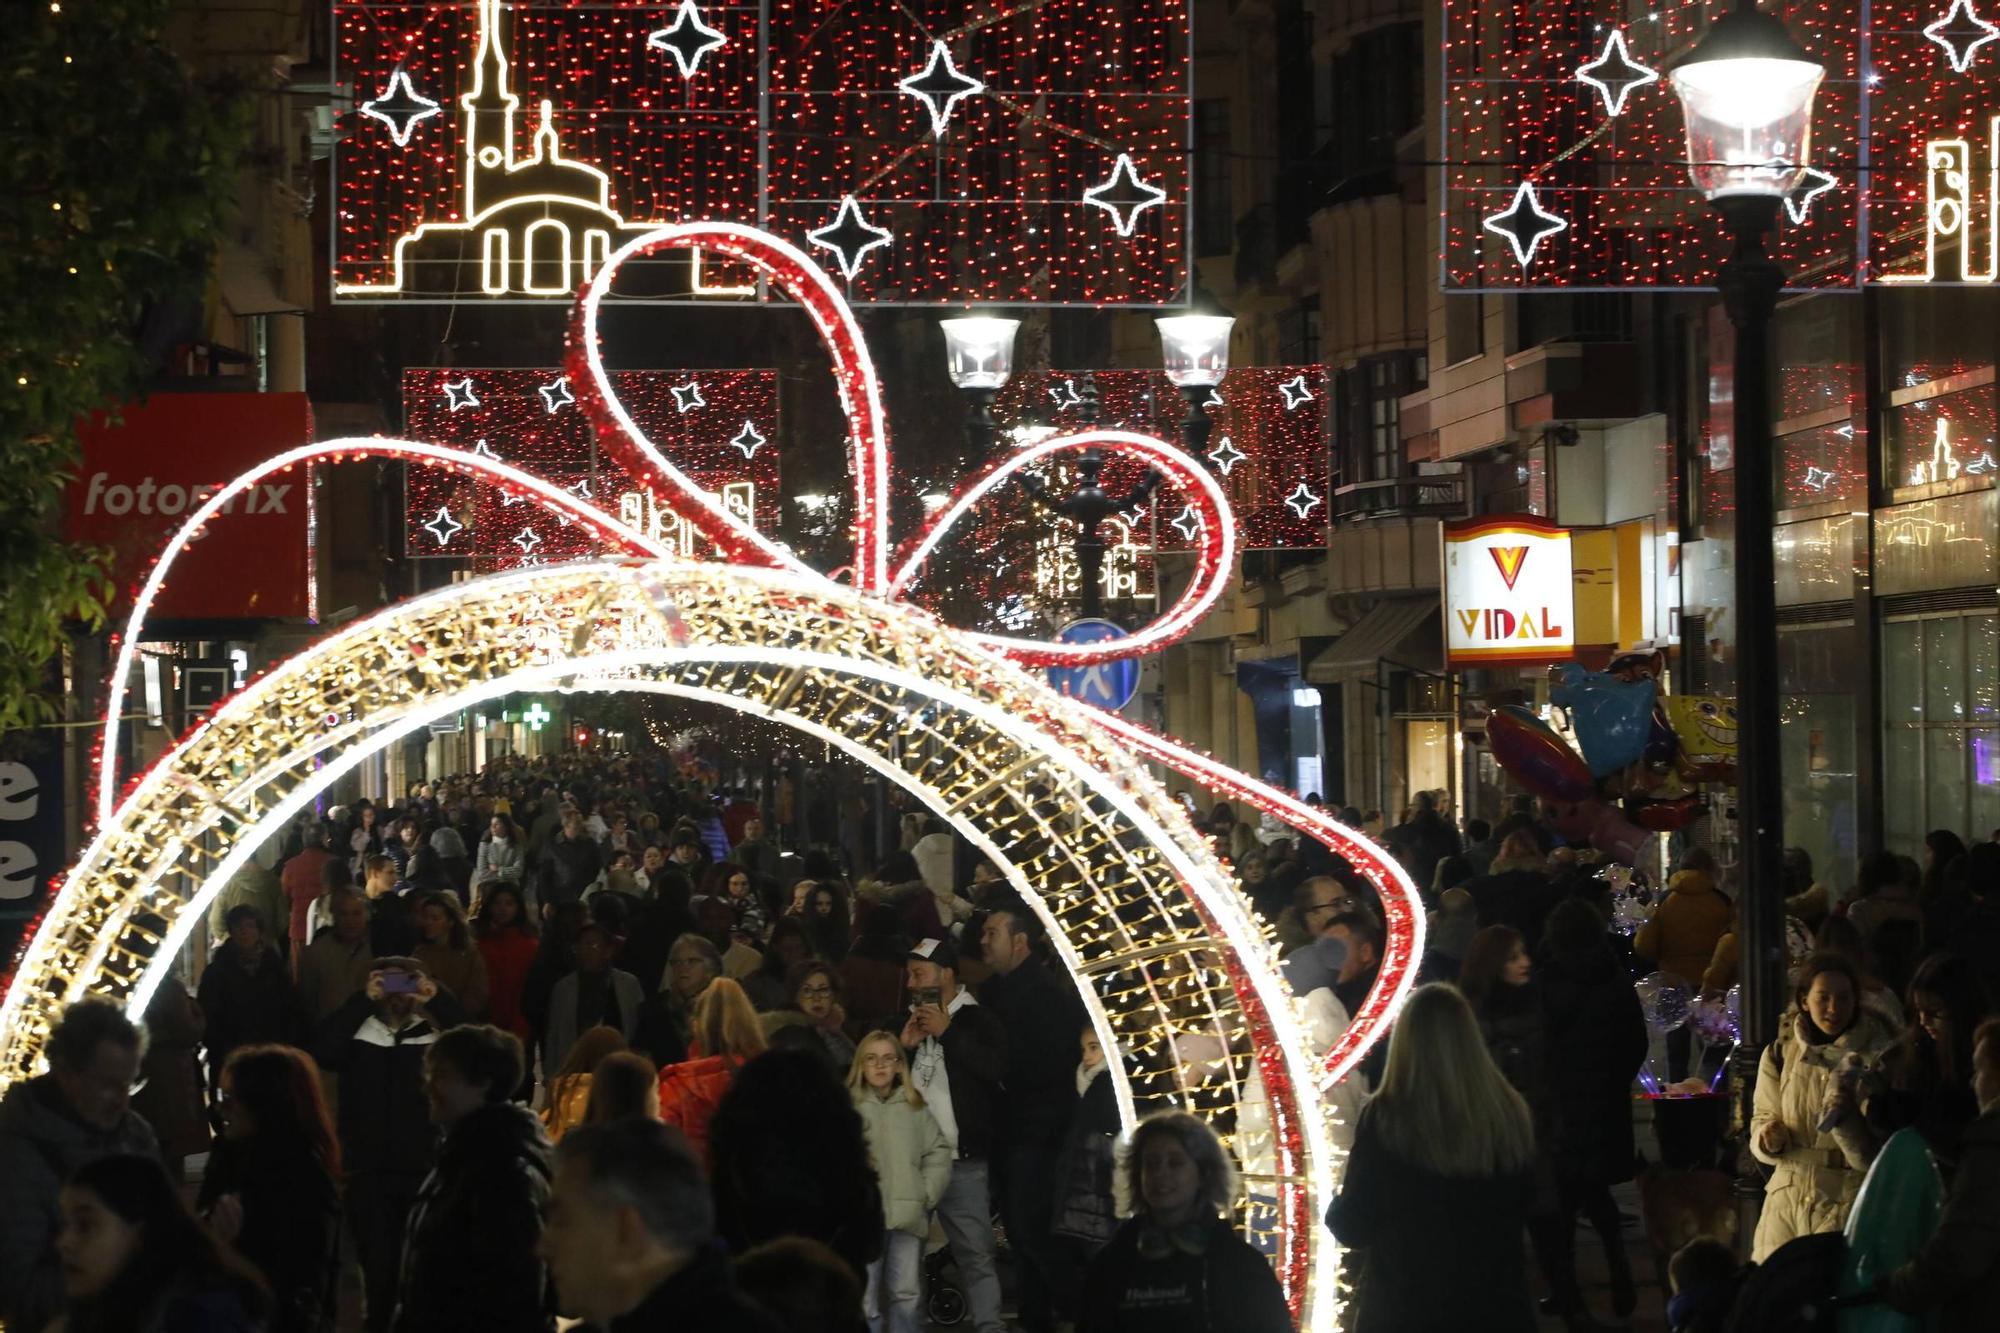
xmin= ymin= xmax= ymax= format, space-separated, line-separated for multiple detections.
xmin=339 ymin=0 xmax=702 ymax=297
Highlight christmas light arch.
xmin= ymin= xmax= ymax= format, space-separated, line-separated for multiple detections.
xmin=14 ymin=218 xmax=1425 ymax=1329
xmin=3 ymin=558 xmax=1335 ymax=1319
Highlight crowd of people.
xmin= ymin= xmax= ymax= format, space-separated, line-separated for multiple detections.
xmin=2 ymin=744 xmax=1996 ymax=1333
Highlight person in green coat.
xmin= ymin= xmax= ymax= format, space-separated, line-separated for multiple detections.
xmin=848 ymin=1031 xmax=951 ymax=1333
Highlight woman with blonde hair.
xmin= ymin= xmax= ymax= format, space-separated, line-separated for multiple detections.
xmin=1329 ymin=982 xmax=1539 ymax=1332
xmin=539 ymin=1025 xmax=627 ymax=1141
xmin=847 ymin=1031 xmax=951 ymax=1333
xmin=1078 ymin=1111 xmax=1290 ymax=1332
xmin=655 ymin=976 xmax=764 ymax=1162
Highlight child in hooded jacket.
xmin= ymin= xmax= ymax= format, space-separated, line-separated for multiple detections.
xmin=849 ymin=1030 xmax=952 ymax=1333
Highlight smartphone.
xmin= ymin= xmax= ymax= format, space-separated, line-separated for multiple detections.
xmin=910 ymin=987 xmax=942 ymax=1010
xmin=379 ymin=971 xmax=421 ymax=995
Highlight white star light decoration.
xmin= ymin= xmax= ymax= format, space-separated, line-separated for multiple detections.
xmin=1576 ymin=29 xmax=1658 ymax=117
xmin=898 ymin=41 xmax=986 ymax=139
xmin=1169 ymin=505 xmax=1203 ymax=540
xmin=471 ymin=438 xmax=500 ymax=460
xmin=1926 ymin=0 xmax=2000 ymax=71
xmin=808 ymin=196 xmax=894 ymax=280
xmin=1802 ymin=466 xmax=1837 ymax=491
xmin=422 ymin=506 xmax=463 ymax=546
xmin=671 ymin=381 xmax=706 ymax=414
xmin=1049 ymin=379 xmax=1083 ymax=410
xmin=442 ymin=378 xmax=481 ymax=412
xmin=1278 ymin=375 xmax=1315 ymax=411
xmin=360 ymin=70 xmax=441 ymax=147
xmin=1207 ymin=436 xmax=1246 ymax=475
xmin=512 ymin=527 xmax=543 ymax=555
xmin=648 ymin=0 xmax=728 ymax=79
xmin=1083 ymin=154 xmax=1167 ymax=237
xmin=539 ymin=378 xmax=575 ymax=413
xmin=1483 ymin=180 xmax=1569 ymax=268
xmin=1284 ymin=482 xmax=1323 ymax=519
xmin=730 ymin=420 xmax=767 ymax=458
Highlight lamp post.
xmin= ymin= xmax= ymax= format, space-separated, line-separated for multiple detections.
xmin=1156 ymin=314 xmax=1234 ymax=460
xmin=940 ymin=316 xmax=1019 ymax=460
xmin=1014 ymin=375 xmax=1163 ymax=620
xmin=1669 ymin=0 xmax=1823 ymax=1184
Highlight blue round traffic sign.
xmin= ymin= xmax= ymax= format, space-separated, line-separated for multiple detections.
xmin=1045 ymin=619 xmax=1140 ymax=710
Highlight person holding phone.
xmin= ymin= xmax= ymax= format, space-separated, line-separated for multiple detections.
xmin=315 ymin=959 xmax=466 ymax=1333
xmin=891 ymin=938 xmax=1008 ymax=1333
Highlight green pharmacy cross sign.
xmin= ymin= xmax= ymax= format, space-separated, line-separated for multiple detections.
xmin=523 ymin=701 xmax=551 ymax=731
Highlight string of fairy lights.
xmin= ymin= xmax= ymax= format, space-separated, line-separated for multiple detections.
xmin=334 ymin=0 xmax=1189 ymax=303
xmin=1446 ymin=0 xmax=2000 ymax=288
xmin=402 ymin=367 xmax=779 ymax=569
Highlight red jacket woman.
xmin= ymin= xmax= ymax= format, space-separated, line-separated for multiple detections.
xmin=473 ymin=885 xmax=540 ymax=1042
xmin=657 ymin=977 xmax=765 ymax=1162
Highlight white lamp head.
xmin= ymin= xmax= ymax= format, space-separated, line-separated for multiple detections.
xmin=1669 ymin=4 xmax=1824 ymax=200
xmin=1155 ymin=314 xmax=1235 ymax=388
xmin=939 ymin=316 xmax=1020 ymax=390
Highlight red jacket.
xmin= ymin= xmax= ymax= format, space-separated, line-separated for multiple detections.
xmin=657 ymin=1054 xmax=743 ymax=1163
xmin=477 ymin=927 xmax=541 ymax=1041
xmin=281 ymin=847 xmax=334 ymax=942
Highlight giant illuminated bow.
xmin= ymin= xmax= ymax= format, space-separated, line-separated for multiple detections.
xmin=93 ymin=223 xmax=1421 ymax=1102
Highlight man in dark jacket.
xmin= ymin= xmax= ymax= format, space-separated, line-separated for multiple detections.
xmin=540 ymin=809 xmax=604 ymax=909
xmin=539 ymin=1118 xmax=782 ymax=1333
xmin=977 ymin=900 xmax=1082 ymax=1333
xmin=1879 ymin=1017 xmax=2000 ymax=1332
xmin=317 ymin=959 xmax=466 ymax=1332
xmin=196 ymin=904 xmax=310 ymax=1094
xmin=0 ymin=999 xmax=160 ymax=1333
xmin=894 ymin=937 xmax=1009 ymax=1333
xmin=394 ymin=1024 xmax=553 ymax=1333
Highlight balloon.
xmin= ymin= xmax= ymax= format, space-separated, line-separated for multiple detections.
xmin=1839 ymin=1128 xmax=1944 ymax=1333
xmin=1662 ymin=696 xmax=1739 ymax=783
xmin=1552 ymin=664 xmax=1658 ymax=778
xmin=1543 ymin=795 xmax=1655 ymax=864
xmin=1687 ymin=994 xmax=1739 ymax=1047
xmin=1486 ymin=705 xmax=1594 ymax=802
xmin=1636 ymin=972 xmax=1693 ymax=1033
xmin=1629 ymin=794 xmax=1708 ymax=832
xmin=1644 ymin=704 xmax=1680 ymax=770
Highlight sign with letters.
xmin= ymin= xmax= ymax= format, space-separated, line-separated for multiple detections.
xmin=69 ymin=393 xmax=314 ymax=621
xmin=1442 ymin=516 xmax=1576 ymax=667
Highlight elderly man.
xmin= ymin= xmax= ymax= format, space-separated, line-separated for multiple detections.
xmin=539 ymin=1118 xmax=781 ymax=1331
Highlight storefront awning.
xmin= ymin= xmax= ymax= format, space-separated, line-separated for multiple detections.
xmin=1305 ymin=596 xmax=1439 ymax=682
xmin=219 ymin=246 xmax=305 ymax=317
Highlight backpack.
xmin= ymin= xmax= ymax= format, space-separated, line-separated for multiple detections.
xmin=1722 ymin=1232 xmax=1847 ymax=1333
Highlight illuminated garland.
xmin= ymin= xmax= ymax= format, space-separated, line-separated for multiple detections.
xmin=332 ymin=0 xmax=1190 ymax=304
xmin=1439 ymin=0 xmax=2000 ymax=288
xmin=403 ymin=367 xmax=779 ymax=569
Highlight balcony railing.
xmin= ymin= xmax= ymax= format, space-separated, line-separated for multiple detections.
xmin=1332 ymin=475 xmax=1468 ymax=521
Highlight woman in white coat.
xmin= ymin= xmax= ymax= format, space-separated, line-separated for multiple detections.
xmin=1750 ymin=951 xmax=1900 ymax=1260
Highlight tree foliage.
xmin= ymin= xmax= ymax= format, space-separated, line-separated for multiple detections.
xmin=0 ymin=1 xmax=251 ymax=736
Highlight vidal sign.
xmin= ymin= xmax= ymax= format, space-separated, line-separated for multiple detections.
xmin=1442 ymin=516 xmax=1576 ymax=668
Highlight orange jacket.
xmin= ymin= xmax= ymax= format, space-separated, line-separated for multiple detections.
xmin=1635 ymin=870 xmax=1733 ymax=984
xmin=656 ymin=1054 xmax=742 ymax=1163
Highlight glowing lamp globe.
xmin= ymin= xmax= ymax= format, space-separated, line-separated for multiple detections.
xmin=1155 ymin=315 xmax=1235 ymax=388
xmin=1668 ymin=4 xmax=1824 ymax=200
xmin=940 ymin=317 xmax=1021 ymax=390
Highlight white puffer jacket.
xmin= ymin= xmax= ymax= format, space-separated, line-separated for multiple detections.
xmin=1749 ymin=1006 xmax=1899 ymax=1260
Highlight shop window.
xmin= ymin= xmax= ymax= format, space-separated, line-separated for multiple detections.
xmin=1778 ymin=622 xmax=1861 ymax=895
xmin=1881 ymin=610 xmax=2000 ymax=853
xmin=1884 ymin=385 xmax=1998 ymax=491
xmin=1776 ymin=421 xmax=1865 ymax=510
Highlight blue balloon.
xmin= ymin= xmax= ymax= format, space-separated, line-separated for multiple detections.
xmin=1839 ymin=1128 xmax=1943 ymax=1333
xmin=1552 ymin=664 xmax=1658 ymax=779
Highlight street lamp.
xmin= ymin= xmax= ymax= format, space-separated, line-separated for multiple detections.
xmin=1155 ymin=314 xmax=1234 ymax=460
xmin=1670 ymin=0 xmax=1823 ymax=1174
xmin=940 ymin=316 xmax=1019 ymax=460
